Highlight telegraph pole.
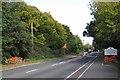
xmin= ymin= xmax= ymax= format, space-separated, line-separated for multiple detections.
xmin=31 ymin=22 xmax=33 ymax=53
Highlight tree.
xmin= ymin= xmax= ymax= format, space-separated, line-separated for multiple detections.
xmin=2 ymin=1 xmax=84 ymax=64
xmin=83 ymin=2 xmax=120 ymax=50
xmin=2 ymin=2 xmax=31 ymax=59
xmin=84 ymin=43 xmax=93 ymax=51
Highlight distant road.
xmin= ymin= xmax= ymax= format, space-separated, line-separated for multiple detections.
xmin=2 ymin=52 xmax=118 ymax=80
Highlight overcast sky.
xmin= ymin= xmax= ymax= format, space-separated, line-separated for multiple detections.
xmin=24 ymin=0 xmax=94 ymax=45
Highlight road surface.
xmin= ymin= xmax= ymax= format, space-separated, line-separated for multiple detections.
xmin=1 ymin=52 xmax=119 ymax=80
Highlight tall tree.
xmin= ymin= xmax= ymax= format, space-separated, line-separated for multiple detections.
xmin=2 ymin=2 xmax=31 ymax=59
xmin=83 ymin=2 xmax=120 ymax=50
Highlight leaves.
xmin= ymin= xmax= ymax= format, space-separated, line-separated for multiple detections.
xmin=2 ymin=1 xmax=84 ymax=63
xmin=84 ymin=2 xmax=120 ymax=50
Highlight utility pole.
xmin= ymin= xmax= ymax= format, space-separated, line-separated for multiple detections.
xmin=31 ymin=22 xmax=33 ymax=53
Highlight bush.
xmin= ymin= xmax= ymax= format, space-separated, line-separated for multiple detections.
xmin=8 ymin=56 xmax=23 ymax=64
xmin=29 ymin=45 xmax=54 ymax=58
xmin=76 ymin=49 xmax=80 ymax=54
xmin=2 ymin=57 xmax=8 ymax=64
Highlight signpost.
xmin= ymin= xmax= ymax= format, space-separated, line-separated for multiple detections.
xmin=104 ymin=47 xmax=117 ymax=63
xmin=104 ymin=47 xmax=117 ymax=55
xmin=62 ymin=44 xmax=67 ymax=55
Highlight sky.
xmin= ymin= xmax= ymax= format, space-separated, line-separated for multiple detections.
xmin=24 ymin=0 xmax=94 ymax=45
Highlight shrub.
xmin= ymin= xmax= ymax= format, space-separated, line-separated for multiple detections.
xmin=2 ymin=57 xmax=8 ymax=64
xmin=8 ymin=56 xmax=23 ymax=64
xmin=76 ymin=49 xmax=80 ymax=54
xmin=104 ymin=56 xmax=117 ymax=63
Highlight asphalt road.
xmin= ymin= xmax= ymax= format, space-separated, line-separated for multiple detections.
xmin=1 ymin=52 xmax=119 ymax=80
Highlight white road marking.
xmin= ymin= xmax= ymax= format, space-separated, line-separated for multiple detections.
xmin=64 ymin=61 xmax=91 ymax=80
xmin=76 ymin=61 xmax=95 ymax=80
xmin=65 ymin=57 xmax=81 ymax=63
xmin=52 ymin=57 xmax=81 ymax=67
xmin=64 ymin=65 xmax=86 ymax=80
xmin=25 ymin=69 xmax=38 ymax=73
xmin=59 ymin=62 xmax=66 ymax=64
xmin=52 ymin=63 xmax=59 ymax=66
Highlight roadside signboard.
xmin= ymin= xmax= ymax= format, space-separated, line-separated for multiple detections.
xmin=104 ymin=47 xmax=117 ymax=55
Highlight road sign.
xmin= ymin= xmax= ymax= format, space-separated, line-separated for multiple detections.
xmin=104 ymin=47 xmax=117 ymax=55
xmin=62 ymin=44 xmax=67 ymax=49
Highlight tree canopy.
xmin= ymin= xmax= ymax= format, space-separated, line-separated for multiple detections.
xmin=83 ymin=2 xmax=120 ymax=50
xmin=2 ymin=1 xmax=84 ymax=63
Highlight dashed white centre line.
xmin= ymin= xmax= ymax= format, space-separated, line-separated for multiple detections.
xmin=26 ymin=69 xmax=38 ymax=73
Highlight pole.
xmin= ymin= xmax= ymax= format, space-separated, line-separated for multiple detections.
xmin=31 ymin=22 xmax=33 ymax=52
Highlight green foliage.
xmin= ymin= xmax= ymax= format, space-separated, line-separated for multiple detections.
xmin=83 ymin=2 xmax=120 ymax=50
xmin=84 ymin=43 xmax=93 ymax=51
xmin=2 ymin=2 xmax=31 ymax=61
xmin=2 ymin=2 xmax=84 ymax=64
xmin=2 ymin=56 xmax=8 ymax=64
xmin=64 ymin=28 xmax=83 ymax=54
xmin=34 ymin=34 xmax=46 ymax=46
xmin=76 ymin=49 xmax=80 ymax=54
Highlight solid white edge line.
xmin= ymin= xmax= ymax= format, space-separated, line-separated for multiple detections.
xmin=25 ymin=69 xmax=38 ymax=73
xmin=76 ymin=60 xmax=95 ymax=80
xmin=64 ymin=61 xmax=91 ymax=80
